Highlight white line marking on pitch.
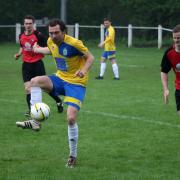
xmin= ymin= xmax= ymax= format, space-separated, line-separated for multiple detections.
xmin=82 ymin=110 xmax=180 ymax=128
xmin=1 ymin=98 xmax=179 ymax=128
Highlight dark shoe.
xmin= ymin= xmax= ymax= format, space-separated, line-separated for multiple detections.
xmin=57 ymin=102 xmax=63 ymax=113
xmin=66 ymin=156 xmax=77 ymax=168
xmin=95 ymin=76 xmax=103 ymax=80
xmin=113 ymin=77 xmax=120 ymax=80
xmin=24 ymin=110 xmax=30 ymax=117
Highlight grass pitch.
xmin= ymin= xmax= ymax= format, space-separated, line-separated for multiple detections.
xmin=0 ymin=43 xmax=180 ymax=180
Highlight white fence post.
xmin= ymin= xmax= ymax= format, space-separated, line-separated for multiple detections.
xmin=128 ymin=24 xmax=132 ymax=48
xmin=16 ymin=23 xmax=21 ymax=43
xmin=158 ymin=25 xmax=162 ymax=49
xmin=75 ymin=23 xmax=79 ymax=39
xmin=100 ymin=24 xmax=104 ymax=43
xmin=67 ymin=25 xmax=74 ymax=37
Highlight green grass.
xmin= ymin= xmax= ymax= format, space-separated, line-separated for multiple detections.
xmin=0 ymin=43 xmax=180 ymax=180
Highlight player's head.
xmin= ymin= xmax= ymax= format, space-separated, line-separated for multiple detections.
xmin=23 ymin=15 xmax=35 ymax=33
xmin=48 ymin=18 xmax=67 ymax=44
xmin=103 ymin=17 xmax=111 ymax=28
xmin=172 ymin=25 xmax=180 ymax=47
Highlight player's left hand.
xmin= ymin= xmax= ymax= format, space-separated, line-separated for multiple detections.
xmin=75 ymin=70 xmax=85 ymax=78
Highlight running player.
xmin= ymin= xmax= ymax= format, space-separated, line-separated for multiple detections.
xmin=161 ymin=24 xmax=180 ymax=114
xmin=14 ymin=15 xmax=63 ymax=115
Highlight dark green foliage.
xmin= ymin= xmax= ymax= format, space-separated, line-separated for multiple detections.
xmin=0 ymin=1 xmax=179 ymax=44
xmin=0 ymin=0 xmax=60 ymax=24
xmin=0 ymin=0 xmax=179 ymax=27
xmin=67 ymin=0 xmax=180 ymax=27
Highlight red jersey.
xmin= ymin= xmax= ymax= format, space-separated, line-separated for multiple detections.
xmin=19 ymin=30 xmax=46 ymax=63
xmin=161 ymin=46 xmax=180 ymax=89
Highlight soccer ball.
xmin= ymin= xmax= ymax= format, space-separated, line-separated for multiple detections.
xmin=30 ymin=102 xmax=50 ymax=121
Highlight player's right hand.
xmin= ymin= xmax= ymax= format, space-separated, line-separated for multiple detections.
xmin=98 ymin=42 xmax=104 ymax=48
xmin=75 ymin=69 xmax=85 ymax=78
xmin=14 ymin=53 xmax=20 ymax=60
xmin=163 ymin=89 xmax=169 ymax=104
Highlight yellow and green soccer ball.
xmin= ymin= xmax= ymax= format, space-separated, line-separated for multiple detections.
xmin=30 ymin=102 xmax=50 ymax=122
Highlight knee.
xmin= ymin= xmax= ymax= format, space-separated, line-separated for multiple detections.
xmin=67 ymin=106 xmax=78 ymax=125
xmin=30 ymin=77 xmax=40 ymax=86
xmin=67 ymin=115 xmax=76 ymax=125
xmin=110 ymin=59 xmax=116 ymax=64
xmin=25 ymin=77 xmax=40 ymax=93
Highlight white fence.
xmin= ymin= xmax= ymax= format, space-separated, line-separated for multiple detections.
xmin=0 ymin=24 xmax=172 ymax=48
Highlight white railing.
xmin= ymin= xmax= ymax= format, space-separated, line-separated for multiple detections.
xmin=0 ymin=24 xmax=172 ymax=48
xmin=75 ymin=24 xmax=172 ymax=49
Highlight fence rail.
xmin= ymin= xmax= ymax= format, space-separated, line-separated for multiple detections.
xmin=0 ymin=24 xmax=172 ymax=48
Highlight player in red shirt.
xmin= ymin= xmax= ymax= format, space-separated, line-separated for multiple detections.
xmin=14 ymin=15 xmax=63 ymax=116
xmin=161 ymin=24 xmax=180 ymax=114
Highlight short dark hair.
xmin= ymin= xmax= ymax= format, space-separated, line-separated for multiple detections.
xmin=104 ymin=17 xmax=111 ymax=22
xmin=173 ymin=25 xmax=180 ymax=33
xmin=48 ymin=18 xmax=67 ymax=32
xmin=24 ymin=15 xmax=35 ymax=23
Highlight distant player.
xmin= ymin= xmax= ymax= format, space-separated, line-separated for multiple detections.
xmin=160 ymin=24 xmax=180 ymax=114
xmin=14 ymin=15 xmax=63 ymax=115
xmin=95 ymin=17 xmax=119 ymax=80
xmin=16 ymin=19 xmax=94 ymax=168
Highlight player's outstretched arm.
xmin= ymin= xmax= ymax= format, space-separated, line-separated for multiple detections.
xmin=33 ymin=42 xmax=51 ymax=55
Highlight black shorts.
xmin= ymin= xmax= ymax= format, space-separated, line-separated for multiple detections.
xmin=175 ymin=89 xmax=180 ymax=111
xmin=22 ymin=60 xmax=46 ymax=82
